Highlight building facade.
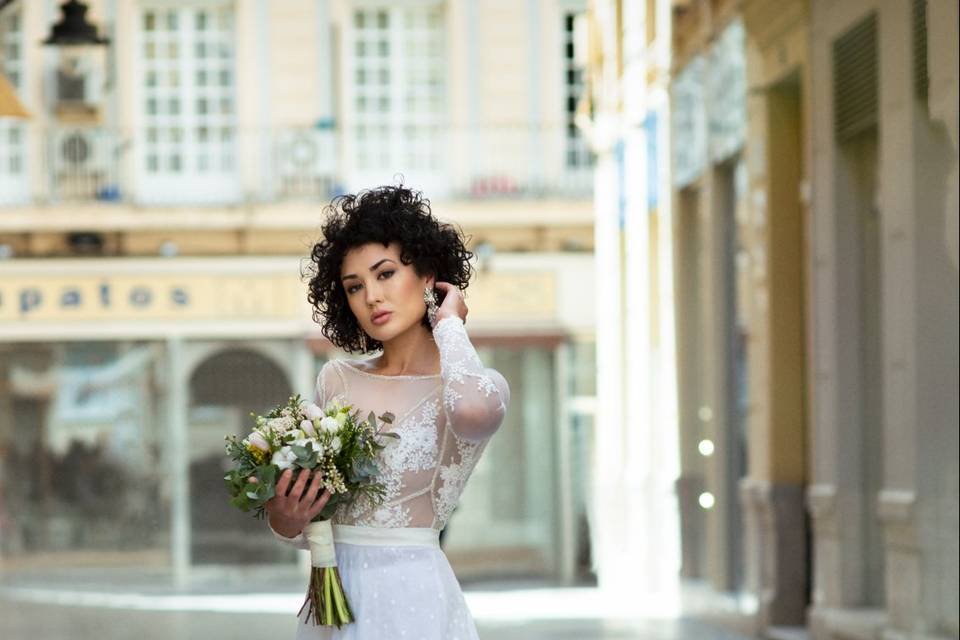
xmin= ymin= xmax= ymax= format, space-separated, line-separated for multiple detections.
xmin=0 ymin=0 xmax=599 ymax=590
xmin=804 ymin=1 xmax=958 ymax=638
xmin=586 ymin=0 xmax=958 ymax=638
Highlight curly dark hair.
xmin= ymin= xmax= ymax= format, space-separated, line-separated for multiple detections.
xmin=303 ymin=183 xmax=475 ymax=354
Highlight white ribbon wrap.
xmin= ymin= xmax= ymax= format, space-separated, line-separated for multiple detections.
xmin=332 ymin=524 xmax=441 ymax=548
xmin=304 ymin=520 xmax=337 ymax=568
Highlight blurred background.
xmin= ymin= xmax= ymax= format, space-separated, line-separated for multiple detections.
xmin=0 ymin=1 xmax=956 ymax=639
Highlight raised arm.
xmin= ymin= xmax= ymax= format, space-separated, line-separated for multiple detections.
xmin=433 ymin=316 xmax=510 ymax=442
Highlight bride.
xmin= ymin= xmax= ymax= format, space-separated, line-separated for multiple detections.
xmin=265 ymin=184 xmax=510 ymax=639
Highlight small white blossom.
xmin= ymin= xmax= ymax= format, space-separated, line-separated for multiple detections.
xmin=267 ymin=416 xmax=295 ymax=433
xmin=319 ymin=416 xmax=339 ymax=433
xmin=329 ymin=436 xmax=342 ymax=454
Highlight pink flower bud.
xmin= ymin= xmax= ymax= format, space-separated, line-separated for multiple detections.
xmin=300 ymin=419 xmax=316 ymax=437
xmin=248 ymin=431 xmax=270 ymax=452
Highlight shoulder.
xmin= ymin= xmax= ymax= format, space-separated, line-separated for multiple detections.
xmin=316 ymin=359 xmax=347 ymax=389
xmin=317 ymin=358 xmax=336 ymax=381
xmin=340 ymin=356 xmax=378 ymax=372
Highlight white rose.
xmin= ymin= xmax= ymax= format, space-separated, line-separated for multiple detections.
xmin=319 ymin=416 xmax=339 ymax=433
xmin=247 ymin=432 xmax=270 ymax=452
xmin=271 ymin=446 xmax=297 ymax=470
xmin=303 ymin=403 xmax=325 ymax=421
xmin=300 ymin=419 xmax=316 ymax=437
xmin=329 ymin=436 xmax=342 ymax=454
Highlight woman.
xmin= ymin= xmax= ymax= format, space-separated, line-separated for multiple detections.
xmin=266 ymin=184 xmax=510 ymax=639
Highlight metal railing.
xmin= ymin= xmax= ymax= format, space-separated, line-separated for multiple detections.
xmin=0 ymin=124 xmax=594 ymax=206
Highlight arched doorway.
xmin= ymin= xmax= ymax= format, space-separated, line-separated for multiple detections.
xmin=187 ymin=347 xmax=293 ymax=564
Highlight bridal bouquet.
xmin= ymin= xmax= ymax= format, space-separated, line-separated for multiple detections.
xmin=224 ymin=394 xmax=397 ymax=628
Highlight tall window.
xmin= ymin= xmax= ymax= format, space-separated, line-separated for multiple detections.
xmin=139 ymin=4 xmax=237 ymax=203
xmin=0 ymin=7 xmax=28 ymax=204
xmin=563 ymin=12 xmax=592 ymax=170
xmin=349 ymin=5 xmax=445 ymax=183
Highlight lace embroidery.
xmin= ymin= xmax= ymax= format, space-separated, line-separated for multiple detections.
xmin=434 ymin=429 xmax=488 ymax=524
xmin=335 ymin=396 xmax=441 ymax=528
xmin=274 ymin=321 xmax=509 ymax=538
xmin=382 ymin=398 xmax=440 ymax=473
xmin=434 ymin=317 xmax=503 ymax=416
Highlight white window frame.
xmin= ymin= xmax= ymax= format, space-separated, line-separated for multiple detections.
xmin=134 ymin=1 xmax=239 ymax=205
xmin=342 ymin=2 xmax=448 ymax=196
xmin=0 ymin=6 xmax=29 ymax=205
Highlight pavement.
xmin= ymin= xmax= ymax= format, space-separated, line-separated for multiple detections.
xmin=0 ymin=592 xmax=747 ymax=640
xmin=0 ymin=599 xmax=755 ymax=639
xmin=0 ymin=569 xmax=758 ymax=639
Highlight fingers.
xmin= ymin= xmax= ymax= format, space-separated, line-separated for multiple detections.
xmin=308 ymin=488 xmax=333 ymax=519
xmin=288 ymin=468 xmax=311 ymax=500
xmin=274 ymin=468 xmax=293 ymax=496
xmin=301 ymin=469 xmax=324 ymax=505
xmin=250 ymin=468 xmax=327 ymax=520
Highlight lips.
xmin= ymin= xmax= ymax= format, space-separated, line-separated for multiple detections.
xmin=371 ymin=311 xmax=392 ymax=325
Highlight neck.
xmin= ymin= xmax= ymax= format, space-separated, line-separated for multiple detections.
xmin=373 ymin=322 xmax=440 ymax=375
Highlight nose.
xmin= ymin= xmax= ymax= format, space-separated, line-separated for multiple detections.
xmin=364 ymin=280 xmax=383 ymax=306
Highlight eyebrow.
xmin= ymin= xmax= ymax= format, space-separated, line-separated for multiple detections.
xmin=341 ymin=258 xmax=396 ymax=282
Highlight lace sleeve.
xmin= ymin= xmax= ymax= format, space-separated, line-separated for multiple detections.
xmin=433 ymin=316 xmax=510 ymax=443
xmin=266 ymin=361 xmax=332 ymax=550
xmin=268 ymin=518 xmax=309 ymax=549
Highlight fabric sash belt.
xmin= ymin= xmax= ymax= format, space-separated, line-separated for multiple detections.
xmin=332 ymin=524 xmax=441 ymax=548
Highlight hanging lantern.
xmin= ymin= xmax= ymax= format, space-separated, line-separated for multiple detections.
xmin=42 ymin=1 xmax=111 ymax=121
xmin=43 ymin=0 xmax=109 ymax=47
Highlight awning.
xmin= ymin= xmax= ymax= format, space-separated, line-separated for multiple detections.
xmin=0 ymin=72 xmax=28 ymax=118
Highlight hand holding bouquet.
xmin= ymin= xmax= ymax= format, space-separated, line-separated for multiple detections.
xmin=224 ymin=394 xmax=397 ymax=627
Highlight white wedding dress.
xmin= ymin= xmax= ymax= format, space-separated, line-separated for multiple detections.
xmin=269 ymin=316 xmax=510 ymax=640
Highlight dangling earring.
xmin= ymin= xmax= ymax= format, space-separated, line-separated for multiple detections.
xmin=359 ymin=330 xmax=368 ymax=353
xmin=423 ymin=286 xmax=439 ymax=328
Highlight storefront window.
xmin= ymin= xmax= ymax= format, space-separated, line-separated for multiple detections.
xmin=0 ymin=342 xmax=167 ymax=568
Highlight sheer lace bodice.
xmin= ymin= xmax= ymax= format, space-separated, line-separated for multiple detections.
xmin=271 ymin=316 xmax=509 ymax=546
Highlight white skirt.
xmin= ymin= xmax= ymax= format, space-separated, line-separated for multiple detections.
xmin=293 ymin=525 xmax=479 ymax=640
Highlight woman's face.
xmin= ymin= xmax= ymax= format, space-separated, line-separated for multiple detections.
xmin=340 ymin=241 xmax=432 ymax=345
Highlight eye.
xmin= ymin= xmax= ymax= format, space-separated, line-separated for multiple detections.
xmin=345 ymin=270 xmax=392 ymax=295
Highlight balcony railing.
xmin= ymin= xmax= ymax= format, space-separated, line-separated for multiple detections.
xmin=0 ymin=124 xmax=594 ymax=207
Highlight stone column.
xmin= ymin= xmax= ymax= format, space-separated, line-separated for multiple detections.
xmin=806 ymin=0 xmax=881 ymax=628
xmin=739 ymin=2 xmax=813 ymax=623
xmin=166 ymin=335 xmax=190 ymax=589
